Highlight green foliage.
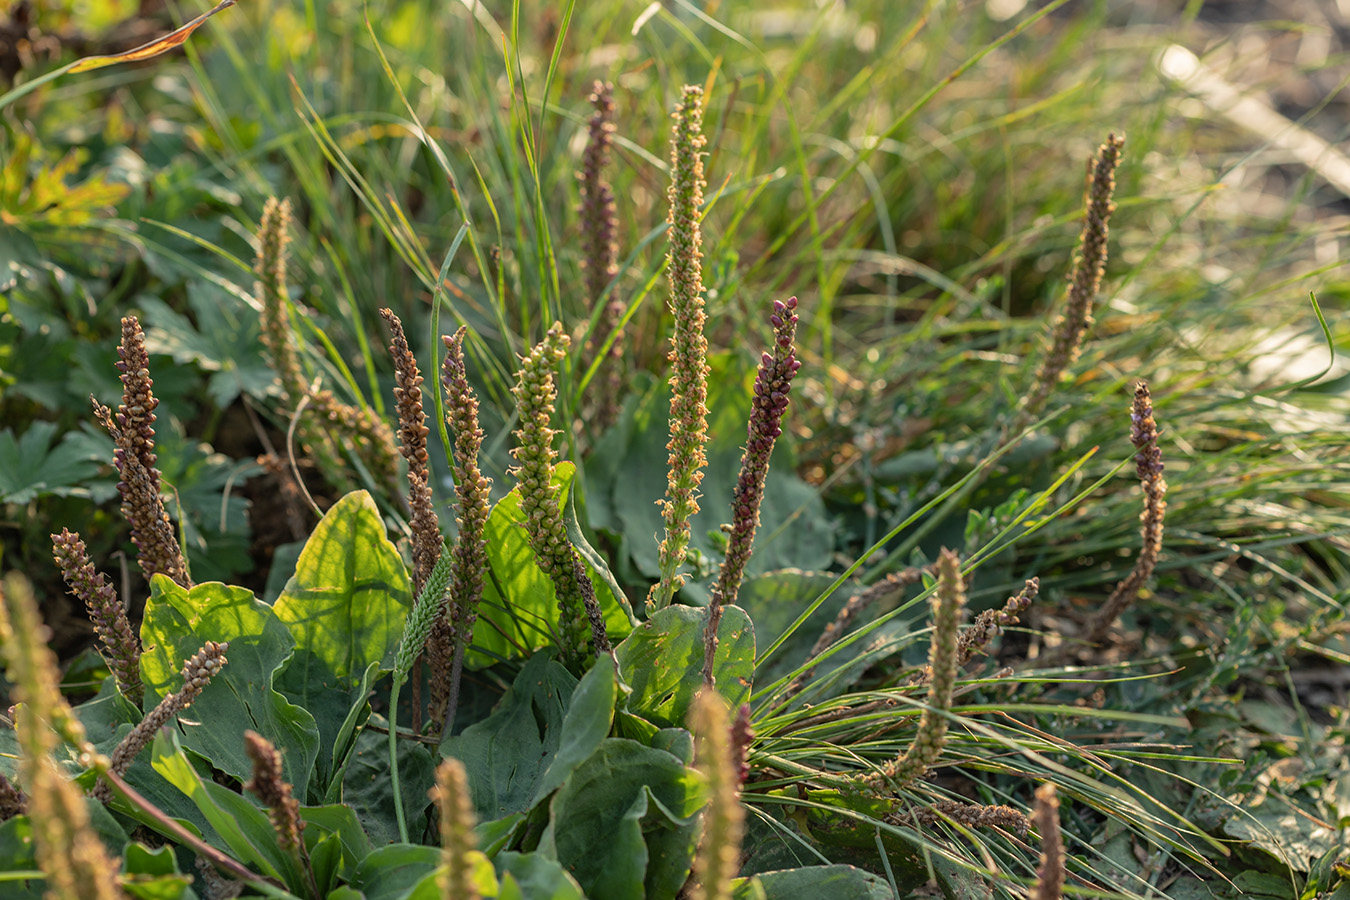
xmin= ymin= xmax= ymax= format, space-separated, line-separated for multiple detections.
xmin=0 ymin=421 xmax=108 ymax=505
xmin=2 ymin=0 xmax=1349 ymax=898
xmin=469 ymin=462 xmax=635 ymax=668
xmin=140 ymin=578 xmax=320 ymax=795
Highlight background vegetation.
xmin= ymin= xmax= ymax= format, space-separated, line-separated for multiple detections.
xmin=1 ymin=0 xmax=1349 ymax=897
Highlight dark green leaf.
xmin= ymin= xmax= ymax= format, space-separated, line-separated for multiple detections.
xmin=495 ymin=851 xmax=586 ymax=900
xmin=531 ymin=654 xmax=617 ymax=805
xmin=615 ymin=604 xmax=754 ymax=728
xmin=342 ymin=718 xmax=437 ymax=847
xmin=469 ymin=462 xmax=634 ymax=668
xmin=139 ymin=578 xmax=320 ymax=796
xmin=272 ymin=489 xmax=412 ymax=684
xmin=539 ymin=738 xmax=703 ymax=900
xmin=150 ymin=729 xmax=305 ymax=891
xmin=141 ymin=285 xmax=277 ymax=408
xmin=443 ymin=654 xmax=577 ymax=820
xmin=0 ymin=421 xmax=105 ymax=504
xmin=735 ymin=865 xmax=897 ymax=900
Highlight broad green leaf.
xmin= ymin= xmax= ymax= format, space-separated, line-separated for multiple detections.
xmin=309 ymin=831 xmax=345 ymax=897
xmin=273 ymin=490 xmax=412 ymax=683
xmin=141 ymin=285 xmax=276 ymax=408
xmin=540 ymin=738 xmax=704 ymax=900
xmin=469 ymin=462 xmax=635 ymax=668
xmin=443 ymin=654 xmax=577 ymax=820
xmin=348 ymin=844 xmax=439 ymax=900
xmin=495 ymin=851 xmax=586 ymax=900
xmin=108 ymin=754 xmax=215 ymax=847
xmin=140 ymin=578 xmax=319 ymax=796
xmin=531 ymin=654 xmax=617 ymax=806
xmin=0 ymin=420 xmax=104 ymax=504
xmin=272 ymin=490 xmax=410 ymax=794
xmin=320 ymin=661 xmax=380 ymax=804
xmin=342 ymin=718 xmax=436 ymax=848
xmin=615 ymin=604 xmax=754 ymax=728
xmin=586 ymin=353 xmax=833 ymax=604
xmin=150 ymin=729 xmax=304 ymax=890
xmin=478 ymin=813 xmax=526 ymax=856
xmin=347 ymin=845 xmax=497 ymax=900
xmin=121 ymin=843 xmax=193 ymax=900
xmin=733 ymin=865 xmax=897 ymax=900
xmin=301 ymin=803 xmax=374 ymax=882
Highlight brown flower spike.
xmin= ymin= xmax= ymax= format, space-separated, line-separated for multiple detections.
xmin=51 ymin=528 xmax=142 ymax=699
xmin=1023 ymin=133 xmax=1124 ymax=420
xmin=1083 ymin=381 xmax=1166 ymax=645
xmin=94 ymin=315 xmax=190 ymax=587
xmin=910 ymin=577 xmax=1038 ymax=686
xmin=381 ymin=309 xmax=441 ymax=597
xmin=243 ymin=731 xmax=305 ymax=852
xmin=704 ymin=297 xmax=801 ymax=687
xmin=578 ymin=81 xmax=626 ymax=430
xmin=650 ymin=84 xmax=711 ymax=613
xmin=430 ymin=328 xmax=494 ymax=736
xmin=94 ymin=641 xmax=228 ymax=802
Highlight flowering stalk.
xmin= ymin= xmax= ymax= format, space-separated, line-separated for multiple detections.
xmin=0 ymin=574 xmax=121 ymax=900
xmin=510 ymin=323 xmax=610 ymax=658
xmin=253 ymin=196 xmax=400 ymax=496
xmin=244 ymin=730 xmax=318 ymax=897
xmin=863 ymin=548 xmax=964 ymax=790
xmin=650 ymin=84 xmax=711 ymax=613
xmin=431 ymin=328 xmax=493 ymax=736
xmin=716 ymin=297 xmax=801 ymax=605
xmin=243 ymin=731 xmax=304 ymax=850
xmin=704 ymin=297 xmax=801 ymax=686
xmin=907 ymin=800 xmax=1030 ymax=836
xmin=257 ymin=197 xmax=306 ymax=405
xmin=381 ymin=309 xmax=441 ymax=732
xmin=93 ymin=641 xmax=228 ymax=802
xmin=910 ymin=577 xmax=1038 ymax=686
xmin=729 ymin=703 xmax=753 ymax=791
xmin=432 ymin=757 xmax=481 ymax=900
xmin=1084 ymin=382 xmax=1166 ymax=645
xmin=1023 ymin=133 xmax=1124 ymax=420
xmin=689 ymin=692 xmax=744 ymax=900
xmin=51 ymin=528 xmax=142 ymax=699
xmin=1030 ymin=783 xmax=1065 ymax=900
xmin=579 ymin=81 xmax=626 ymax=430
xmin=94 ymin=315 xmax=190 ymax=587
xmin=381 ymin=309 xmax=441 ymax=595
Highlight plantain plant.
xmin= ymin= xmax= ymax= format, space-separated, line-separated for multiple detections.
xmin=0 ymin=62 xmax=1211 ymax=899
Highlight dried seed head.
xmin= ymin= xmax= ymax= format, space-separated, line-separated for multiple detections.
xmin=244 ymin=730 xmax=304 ymax=851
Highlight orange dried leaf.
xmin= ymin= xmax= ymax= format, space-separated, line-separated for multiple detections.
xmin=68 ymin=0 xmax=236 ymax=74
